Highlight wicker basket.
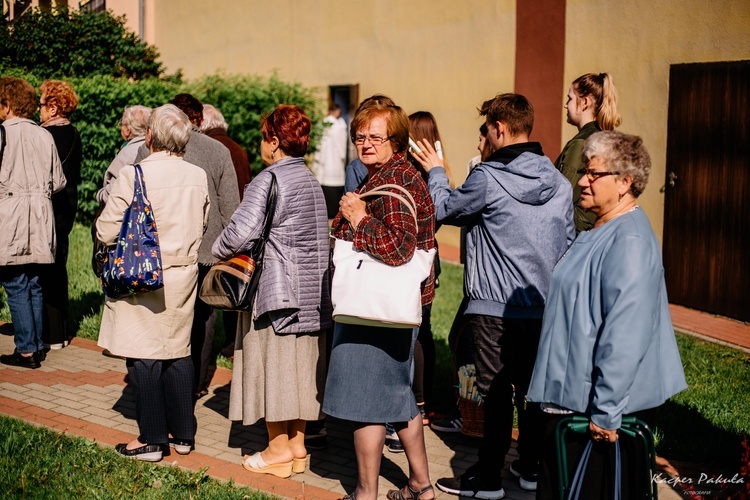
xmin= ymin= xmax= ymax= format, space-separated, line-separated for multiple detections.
xmin=458 ymin=397 xmax=484 ymax=438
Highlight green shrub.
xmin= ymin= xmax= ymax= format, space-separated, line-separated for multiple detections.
xmin=0 ymin=70 xmax=325 ymax=223
xmin=0 ymin=8 xmax=163 ymax=79
xmin=188 ymin=72 xmax=325 ymax=175
xmin=2 ymin=8 xmax=325 ymax=224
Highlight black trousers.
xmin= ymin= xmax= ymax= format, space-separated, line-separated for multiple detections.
xmin=191 ymin=264 xmax=216 ymax=391
xmin=41 ymin=231 xmax=70 ymax=346
xmin=321 ymin=185 xmax=344 ymax=220
xmin=412 ymin=304 xmax=435 ymax=405
xmin=468 ymin=314 xmax=544 ymax=475
xmin=126 ymin=356 xmax=196 ymax=445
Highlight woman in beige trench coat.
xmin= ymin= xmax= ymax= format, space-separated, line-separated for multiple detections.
xmin=96 ymin=104 xmax=210 ymax=462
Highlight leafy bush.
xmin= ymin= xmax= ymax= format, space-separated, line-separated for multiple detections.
xmin=189 ymin=72 xmax=324 ymax=174
xmin=0 ymin=8 xmax=163 ymax=80
xmin=2 ymin=9 xmax=325 ymax=224
xmin=0 ymin=69 xmax=324 ymax=223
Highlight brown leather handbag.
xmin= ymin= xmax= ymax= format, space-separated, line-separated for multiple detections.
xmin=199 ymin=173 xmax=277 ymax=311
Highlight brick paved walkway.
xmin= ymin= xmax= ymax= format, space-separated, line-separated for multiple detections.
xmin=4 ymin=311 xmax=745 ymax=499
xmin=0 ymin=333 xmax=540 ymax=499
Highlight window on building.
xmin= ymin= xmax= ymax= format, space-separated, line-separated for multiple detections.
xmin=79 ymin=0 xmax=105 ymax=13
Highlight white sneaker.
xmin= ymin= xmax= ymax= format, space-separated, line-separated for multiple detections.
xmin=509 ymin=460 xmax=537 ymax=491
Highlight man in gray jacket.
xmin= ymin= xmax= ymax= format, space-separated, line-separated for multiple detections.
xmin=134 ymin=94 xmax=239 ymax=398
xmin=419 ymin=94 xmax=574 ymax=498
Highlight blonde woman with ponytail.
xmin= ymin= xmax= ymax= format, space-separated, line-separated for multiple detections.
xmin=555 ymin=73 xmax=621 ymax=232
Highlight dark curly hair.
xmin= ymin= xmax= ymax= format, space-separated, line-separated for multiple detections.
xmin=170 ymin=93 xmax=203 ymax=127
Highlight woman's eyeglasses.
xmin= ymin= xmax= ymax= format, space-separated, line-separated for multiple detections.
xmin=354 ymin=135 xmax=391 ymax=146
xmin=577 ymin=168 xmax=621 ymax=182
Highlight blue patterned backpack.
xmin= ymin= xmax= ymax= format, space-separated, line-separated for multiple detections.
xmin=100 ymin=164 xmax=164 ymax=298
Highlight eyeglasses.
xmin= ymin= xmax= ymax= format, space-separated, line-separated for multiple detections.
xmin=38 ymin=100 xmax=46 ymax=108
xmin=576 ymin=168 xmax=621 ymax=182
xmin=354 ymin=134 xmax=391 ymax=146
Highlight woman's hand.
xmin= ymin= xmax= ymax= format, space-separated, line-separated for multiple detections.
xmin=589 ymin=421 xmax=618 ymax=443
xmin=339 ymin=192 xmax=367 ymax=230
xmin=412 ymin=139 xmax=443 ymax=172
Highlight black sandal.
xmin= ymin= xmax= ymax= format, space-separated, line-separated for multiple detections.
xmin=386 ymin=484 xmax=434 ymax=500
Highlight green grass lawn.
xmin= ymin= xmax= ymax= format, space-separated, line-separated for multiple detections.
xmin=2 ymin=222 xmax=749 ymax=471
xmin=0 ymin=415 xmax=274 ymax=499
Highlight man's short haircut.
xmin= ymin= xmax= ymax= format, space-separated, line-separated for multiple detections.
xmin=0 ymin=76 xmax=37 ymax=119
xmin=148 ymin=104 xmax=192 ymax=155
xmin=120 ymin=105 xmax=152 ymax=137
xmin=482 ymin=93 xmax=534 ymax=137
xmin=328 ymin=102 xmax=341 ymax=113
xmin=200 ymin=104 xmax=228 ymax=132
xmin=170 ymin=93 xmax=203 ymax=127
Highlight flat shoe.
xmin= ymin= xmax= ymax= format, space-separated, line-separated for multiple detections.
xmin=115 ymin=443 xmax=163 ymax=462
xmin=292 ymin=455 xmax=309 ymax=473
xmin=242 ymin=452 xmax=293 ymax=478
xmin=0 ymin=349 xmax=41 ymax=369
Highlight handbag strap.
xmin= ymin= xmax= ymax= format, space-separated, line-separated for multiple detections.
xmin=132 ymin=163 xmax=154 ymax=205
xmin=356 ymin=183 xmax=418 ymax=227
xmin=252 ymin=172 xmax=278 ymax=260
xmin=0 ymin=124 xmax=5 ymax=173
xmin=261 ymin=172 xmax=278 ymax=240
xmin=567 ymin=439 xmax=621 ymax=500
xmin=568 ymin=440 xmax=593 ymax=500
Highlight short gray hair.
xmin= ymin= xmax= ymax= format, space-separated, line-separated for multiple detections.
xmin=147 ymin=104 xmax=191 ymax=155
xmin=120 ymin=105 xmax=152 ymax=137
xmin=582 ymin=130 xmax=651 ymax=198
xmin=200 ymin=103 xmax=228 ymax=132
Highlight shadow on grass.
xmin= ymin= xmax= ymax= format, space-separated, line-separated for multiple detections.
xmin=69 ymin=290 xmax=104 ymax=336
xmin=657 ymin=400 xmax=744 ymax=467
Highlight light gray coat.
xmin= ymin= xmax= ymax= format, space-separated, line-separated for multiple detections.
xmin=97 ymin=135 xmax=145 ymax=204
xmin=212 ymin=156 xmax=332 ymax=334
xmin=135 ymin=128 xmax=239 ymax=264
xmin=0 ymin=118 xmax=66 ymax=266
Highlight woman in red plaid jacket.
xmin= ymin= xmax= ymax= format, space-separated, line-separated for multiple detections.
xmin=324 ymin=101 xmax=437 ymax=500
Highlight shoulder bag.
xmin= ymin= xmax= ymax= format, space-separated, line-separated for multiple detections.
xmin=555 ymin=416 xmax=657 ymax=500
xmin=331 ymin=183 xmax=436 ymax=329
xmin=199 ymin=172 xmax=277 ymax=311
xmin=100 ymin=164 xmax=164 ymax=298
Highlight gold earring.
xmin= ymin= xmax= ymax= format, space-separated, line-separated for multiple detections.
xmin=271 ymin=149 xmax=275 ymax=160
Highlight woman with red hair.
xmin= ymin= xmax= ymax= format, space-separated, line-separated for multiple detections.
xmin=213 ymin=104 xmax=331 ymax=478
xmin=38 ymin=79 xmax=82 ymax=351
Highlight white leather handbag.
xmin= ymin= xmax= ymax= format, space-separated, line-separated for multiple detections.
xmin=331 ymin=184 xmax=436 ymax=329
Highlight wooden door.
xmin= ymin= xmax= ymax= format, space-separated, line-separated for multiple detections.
xmin=663 ymin=61 xmax=750 ymax=322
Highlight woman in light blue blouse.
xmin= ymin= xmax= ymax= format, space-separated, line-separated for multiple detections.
xmin=527 ymin=130 xmax=687 ymax=498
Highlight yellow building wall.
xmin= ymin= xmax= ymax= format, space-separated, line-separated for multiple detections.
xmin=145 ymin=0 xmax=516 ymax=184
xmin=563 ymin=0 xmax=750 ymax=242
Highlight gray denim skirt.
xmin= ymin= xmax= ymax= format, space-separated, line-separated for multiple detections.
xmin=323 ymin=321 xmax=419 ymax=423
